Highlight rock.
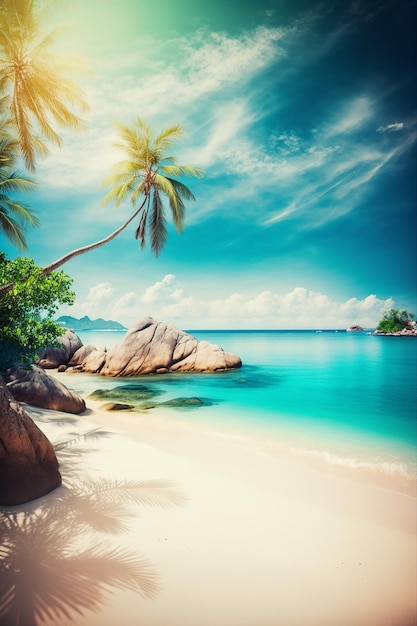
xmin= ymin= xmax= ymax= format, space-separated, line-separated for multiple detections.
xmin=160 ymin=397 xmax=205 ymax=407
xmin=0 ymin=378 xmax=61 ymax=505
xmin=100 ymin=402 xmax=134 ymax=411
xmin=346 ymin=325 xmax=363 ymax=332
xmin=87 ymin=384 xmax=160 ymax=404
xmin=73 ymin=348 xmax=107 ymax=373
xmin=79 ymin=317 xmax=241 ymax=376
xmin=68 ymin=344 xmax=98 ymax=366
xmin=6 ymin=365 xmax=86 ymax=414
xmin=36 ymin=330 xmax=83 ymax=368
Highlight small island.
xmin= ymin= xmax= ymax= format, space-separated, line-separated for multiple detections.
xmin=374 ymin=308 xmax=416 ymax=336
xmin=57 ymin=315 xmax=126 ymax=332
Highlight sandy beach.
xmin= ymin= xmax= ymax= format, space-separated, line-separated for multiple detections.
xmin=13 ymin=371 xmax=415 ymax=626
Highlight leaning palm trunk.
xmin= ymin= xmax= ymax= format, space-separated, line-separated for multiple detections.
xmin=0 ymin=197 xmax=147 ymax=297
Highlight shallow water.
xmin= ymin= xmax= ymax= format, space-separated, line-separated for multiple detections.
xmin=73 ymin=329 xmax=417 ymax=493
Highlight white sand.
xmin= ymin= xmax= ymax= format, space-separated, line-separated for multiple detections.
xmin=15 ymin=371 xmax=416 ymax=626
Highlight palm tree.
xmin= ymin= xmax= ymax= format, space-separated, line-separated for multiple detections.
xmin=0 ymin=117 xmax=38 ymax=250
xmin=0 ymin=118 xmax=203 ymax=296
xmin=101 ymin=117 xmax=204 ymax=257
xmin=0 ymin=0 xmax=88 ymax=171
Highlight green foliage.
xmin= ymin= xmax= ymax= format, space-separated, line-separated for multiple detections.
xmin=376 ymin=308 xmax=415 ymax=333
xmin=0 ymin=252 xmax=75 ymax=373
xmin=0 ymin=0 xmax=89 ymax=171
xmin=0 ymin=117 xmax=39 ymax=250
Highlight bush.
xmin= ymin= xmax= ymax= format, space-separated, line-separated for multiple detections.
xmin=0 ymin=253 xmax=75 ymax=373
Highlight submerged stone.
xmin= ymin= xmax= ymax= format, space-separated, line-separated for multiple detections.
xmin=160 ymin=397 xmax=205 ymax=408
xmin=87 ymin=384 xmax=161 ymax=404
xmin=100 ymin=402 xmax=134 ymax=411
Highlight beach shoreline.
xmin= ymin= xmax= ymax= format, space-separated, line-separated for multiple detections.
xmin=18 ymin=374 xmax=417 ymax=626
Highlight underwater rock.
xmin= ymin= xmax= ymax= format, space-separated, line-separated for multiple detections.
xmin=87 ymin=384 xmax=162 ymax=404
xmin=160 ymin=397 xmax=205 ymax=408
xmin=100 ymin=402 xmax=134 ymax=411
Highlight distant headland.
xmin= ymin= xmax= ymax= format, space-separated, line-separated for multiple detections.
xmin=57 ymin=315 xmax=126 ymax=331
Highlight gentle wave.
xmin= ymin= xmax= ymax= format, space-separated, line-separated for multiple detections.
xmin=290 ymin=447 xmax=416 ymax=481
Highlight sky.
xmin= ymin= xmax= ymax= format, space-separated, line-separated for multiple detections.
xmin=2 ymin=0 xmax=416 ymax=329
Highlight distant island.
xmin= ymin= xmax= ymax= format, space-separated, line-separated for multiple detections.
xmin=57 ymin=315 xmax=126 ymax=331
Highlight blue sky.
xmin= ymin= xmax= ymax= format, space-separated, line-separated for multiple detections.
xmin=2 ymin=0 xmax=416 ymax=329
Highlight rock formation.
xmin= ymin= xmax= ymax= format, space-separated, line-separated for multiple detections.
xmin=74 ymin=317 xmax=242 ymax=376
xmin=6 ymin=364 xmax=86 ymax=414
xmin=346 ymin=325 xmax=364 ymax=332
xmin=0 ymin=379 xmax=61 ymax=505
xmin=36 ymin=329 xmax=83 ymax=368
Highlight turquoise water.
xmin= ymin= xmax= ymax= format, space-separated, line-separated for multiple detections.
xmin=76 ymin=329 xmax=417 ymax=491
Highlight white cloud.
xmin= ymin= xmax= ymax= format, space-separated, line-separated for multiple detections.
xmin=59 ymin=277 xmax=395 ymax=330
xmin=377 ymin=122 xmax=404 ymax=133
xmin=141 ymin=274 xmax=177 ymax=304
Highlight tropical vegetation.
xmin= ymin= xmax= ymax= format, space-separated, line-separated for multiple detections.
xmin=0 ymin=117 xmax=39 ymax=250
xmin=0 ymin=252 xmax=74 ymax=373
xmin=0 ymin=0 xmax=88 ymax=171
xmin=0 ymin=0 xmax=203 ymax=359
xmin=376 ymin=308 xmax=415 ymax=333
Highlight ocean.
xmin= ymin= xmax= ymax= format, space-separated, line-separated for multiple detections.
xmin=74 ymin=329 xmax=417 ymax=495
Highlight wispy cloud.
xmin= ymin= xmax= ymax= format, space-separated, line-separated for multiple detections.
xmin=377 ymin=122 xmax=404 ymax=133
xmin=37 ymin=25 xmax=285 ymax=191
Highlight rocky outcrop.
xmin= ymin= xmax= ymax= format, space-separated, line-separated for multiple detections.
xmin=374 ymin=328 xmax=417 ymax=336
xmin=68 ymin=344 xmax=99 ymax=366
xmin=75 ymin=347 xmax=107 ymax=373
xmin=0 ymin=379 xmax=61 ymax=505
xmin=36 ymin=330 xmax=83 ymax=368
xmin=346 ymin=325 xmax=363 ymax=332
xmin=6 ymin=364 xmax=86 ymax=414
xmin=75 ymin=317 xmax=242 ymax=376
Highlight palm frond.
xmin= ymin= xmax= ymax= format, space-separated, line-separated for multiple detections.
xmin=0 ymin=210 xmax=27 ymax=249
xmin=101 ymin=176 xmax=137 ymax=208
xmin=165 ymin=176 xmax=197 ymax=201
xmin=154 ymin=123 xmax=184 ymax=153
xmin=135 ymin=204 xmax=148 ymax=247
xmin=0 ymin=170 xmax=37 ymax=193
xmin=160 ymin=164 xmax=205 ymax=178
xmin=155 ymin=174 xmax=184 ymax=230
xmin=149 ymin=189 xmax=167 ymax=256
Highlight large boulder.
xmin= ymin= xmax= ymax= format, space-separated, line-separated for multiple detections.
xmin=68 ymin=343 xmax=99 ymax=366
xmin=73 ymin=347 xmax=107 ymax=373
xmin=6 ymin=365 xmax=86 ymax=414
xmin=79 ymin=317 xmax=241 ymax=376
xmin=36 ymin=330 xmax=83 ymax=368
xmin=0 ymin=379 xmax=61 ymax=505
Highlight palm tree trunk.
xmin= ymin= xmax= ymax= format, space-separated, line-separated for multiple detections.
xmin=0 ymin=197 xmax=148 ymax=297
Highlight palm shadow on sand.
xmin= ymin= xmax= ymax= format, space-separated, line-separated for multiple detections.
xmin=0 ymin=429 xmax=186 ymax=625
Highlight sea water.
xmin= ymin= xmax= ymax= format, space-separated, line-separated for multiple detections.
xmin=75 ymin=329 xmax=417 ymax=494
